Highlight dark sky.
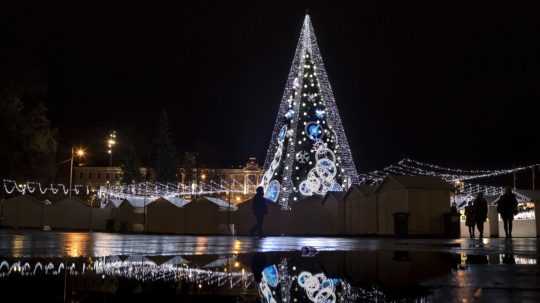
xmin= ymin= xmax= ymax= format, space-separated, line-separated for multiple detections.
xmin=2 ymin=2 xmax=539 ymax=172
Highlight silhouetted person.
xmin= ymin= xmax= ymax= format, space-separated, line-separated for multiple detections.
xmin=251 ymin=252 xmax=268 ymax=283
xmin=473 ymin=193 xmax=488 ymax=238
xmin=450 ymin=202 xmax=458 ymax=215
xmin=497 ymin=187 xmax=518 ymax=238
xmin=250 ymin=187 xmax=268 ymax=237
xmin=465 ymin=201 xmax=476 ymax=238
xmin=502 ymin=253 xmax=516 ymax=265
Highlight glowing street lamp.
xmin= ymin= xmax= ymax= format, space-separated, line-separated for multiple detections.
xmin=75 ymin=148 xmax=85 ymax=158
xmin=107 ymin=131 xmax=117 ymax=166
xmin=69 ymin=147 xmax=85 ymax=198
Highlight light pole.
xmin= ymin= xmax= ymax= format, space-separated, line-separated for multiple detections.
xmin=107 ymin=131 xmax=117 ymax=167
xmin=69 ymin=147 xmax=85 ymax=198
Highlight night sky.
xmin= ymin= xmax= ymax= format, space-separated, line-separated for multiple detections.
xmin=2 ymin=2 xmax=539 ymax=172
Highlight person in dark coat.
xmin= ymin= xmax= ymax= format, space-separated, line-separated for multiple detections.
xmin=450 ymin=202 xmax=458 ymax=215
xmin=249 ymin=187 xmax=268 ymax=237
xmin=464 ymin=201 xmax=476 ymax=238
xmin=497 ymin=187 xmax=518 ymax=238
xmin=473 ymin=192 xmax=488 ymax=238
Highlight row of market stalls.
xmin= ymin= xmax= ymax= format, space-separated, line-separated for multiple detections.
xmin=0 ymin=195 xmax=239 ymax=234
xmin=0 ymin=196 xmax=111 ymax=230
xmin=1 ymin=175 xmax=539 ymax=237
xmin=0 ymin=175 xmax=456 ymax=236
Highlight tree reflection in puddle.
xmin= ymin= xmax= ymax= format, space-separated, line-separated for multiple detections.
xmin=0 ymin=251 xmax=536 ymax=302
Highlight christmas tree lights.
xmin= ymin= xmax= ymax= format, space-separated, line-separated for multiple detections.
xmin=262 ymin=14 xmax=359 ymax=207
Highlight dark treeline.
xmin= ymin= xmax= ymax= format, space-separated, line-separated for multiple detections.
xmin=0 ymin=86 xmax=57 ymax=183
xmin=0 ymin=85 xmax=183 ymax=184
xmin=117 ymin=109 xmax=179 ymax=184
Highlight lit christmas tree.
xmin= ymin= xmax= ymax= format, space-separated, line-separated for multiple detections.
xmin=261 ymin=14 xmax=359 ymax=208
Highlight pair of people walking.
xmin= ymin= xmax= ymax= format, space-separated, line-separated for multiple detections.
xmin=465 ymin=187 xmax=518 ymax=238
xmin=465 ymin=192 xmax=488 ymax=238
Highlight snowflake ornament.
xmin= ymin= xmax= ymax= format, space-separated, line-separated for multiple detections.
xmin=296 ymin=151 xmax=310 ymax=164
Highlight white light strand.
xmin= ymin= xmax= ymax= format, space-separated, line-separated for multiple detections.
xmin=357 ymin=159 xmax=539 ymax=184
xmin=2 ymin=179 xmax=89 ymax=196
xmin=401 ymin=158 xmax=517 ymax=175
xmin=0 ymin=258 xmax=253 ymax=288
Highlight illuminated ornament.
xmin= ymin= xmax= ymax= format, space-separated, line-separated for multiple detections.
xmin=315 ymin=109 xmax=325 ymax=119
xmin=311 ymin=140 xmax=326 ymax=153
xmin=299 ymin=181 xmax=313 ymax=196
xmin=259 ymin=280 xmax=275 ymax=303
xmin=278 ymin=126 xmax=287 ymax=143
xmin=328 ymin=181 xmax=343 ymax=192
xmin=314 ymin=287 xmax=336 ymax=303
xmin=307 ymin=175 xmax=321 ymax=191
xmin=262 ymin=265 xmax=279 ymax=287
xmin=265 ymin=180 xmax=281 ymax=202
xmin=316 ymin=158 xmax=337 ymax=178
xmin=296 ymin=151 xmax=310 ymax=164
xmin=285 ymin=110 xmax=295 ymax=120
xmin=297 ymin=271 xmax=337 ymax=303
xmin=305 ymin=122 xmax=322 ymax=140
xmin=293 ymin=77 xmax=300 ymax=89
xmin=270 ymin=145 xmax=283 ymax=170
xmin=315 ymin=145 xmax=336 ymax=163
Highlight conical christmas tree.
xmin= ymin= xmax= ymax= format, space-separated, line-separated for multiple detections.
xmin=261 ymin=14 xmax=359 ymax=208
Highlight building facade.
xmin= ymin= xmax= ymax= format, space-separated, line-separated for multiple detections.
xmin=179 ymin=157 xmax=263 ymax=203
xmin=73 ymin=166 xmax=150 ymax=188
xmin=74 ymin=158 xmax=263 ymax=202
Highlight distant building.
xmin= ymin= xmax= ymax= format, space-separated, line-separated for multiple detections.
xmin=73 ymin=157 xmax=263 ymax=202
xmin=73 ymin=166 xmax=150 ymax=188
xmin=179 ymin=157 xmax=263 ymax=203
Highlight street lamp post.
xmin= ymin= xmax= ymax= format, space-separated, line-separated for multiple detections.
xmin=107 ymin=131 xmax=117 ymax=167
xmin=69 ymin=147 xmax=85 ymax=198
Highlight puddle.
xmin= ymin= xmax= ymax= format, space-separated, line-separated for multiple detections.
xmin=0 ymin=231 xmax=538 ymax=302
xmin=2 ymin=250 xmax=536 ymax=302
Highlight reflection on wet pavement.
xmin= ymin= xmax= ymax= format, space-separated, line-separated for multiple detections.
xmin=0 ymin=230 xmax=538 ymax=257
xmin=0 ymin=230 xmax=539 ymax=302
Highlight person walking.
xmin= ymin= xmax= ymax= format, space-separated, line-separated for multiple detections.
xmin=497 ymin=187 xmax=518 ymax=238
xmin=473 ymin=192 xmax=488 ymax=238
xmin=464 ymin=201 xmax=476 ymax=238
xmin=249 ymin=187 xmax=268 ymax=237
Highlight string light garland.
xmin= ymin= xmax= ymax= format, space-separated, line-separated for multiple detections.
xmin=98 ymin=179 xmax=257 ymax=201
xmin=356 ymin=159 xmax=539 ymax=184
xmin=396 ymin=159 xmax=538 ymax=181
xmin=400 ymin=158 xmax=501 ymax=174
xmin=3 ymin=159 xmax=535 ymax=207
xmin=0 ymin=257 xmax=253 ymax=288
xmin=2 ymin=179 xmax=90 ymax=196
xmin=2 ymin=178 xmax=257 ymax=209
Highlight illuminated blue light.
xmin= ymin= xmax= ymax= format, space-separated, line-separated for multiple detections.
xmin=262 ymin=265 xmax=279 ymax=287
xmin=278 ymin=126 xmax=287 ymax=143
xmin=264 ymin=180 xmax=281 ymax=202
xmin=285 ymin=110 xmax=294 ymax=119
xmin=305 ymin=122 xmax=322 ymax=140
xmin=315 ymin=109 xmax=325 ymax=118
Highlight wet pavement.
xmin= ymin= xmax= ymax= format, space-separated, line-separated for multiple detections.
xmin=0 ymin=229 xmax=538 ymax=302
xmin=0 ymin=229 xmax=538 ymax=257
